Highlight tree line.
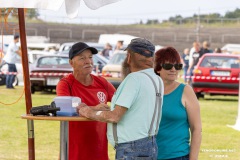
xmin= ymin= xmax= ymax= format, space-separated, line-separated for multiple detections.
xmin=1 ymin=9 xmax=39 ymax=19
xmin=146 ymin=8 xmax=240 ymax=25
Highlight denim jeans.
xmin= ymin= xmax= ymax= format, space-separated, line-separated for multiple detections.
xmin=187 ymin=68 xmax=194 ymax=85
xmin=6 ymin=63 xmax=17 ymax=88
xmin=183 ymin=66 xmax=189 ymax=83
xmin=115 ymin=136 xmax=158 ymax=160
xmin=165 ymin=154 xmax=189 ymax=160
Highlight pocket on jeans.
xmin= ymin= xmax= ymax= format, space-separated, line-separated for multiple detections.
xmin=132 ymin=157 xmax=154 ymax=160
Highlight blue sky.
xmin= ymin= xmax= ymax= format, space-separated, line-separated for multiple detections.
xmin=39 ymin=0 xmax=240 ymax=24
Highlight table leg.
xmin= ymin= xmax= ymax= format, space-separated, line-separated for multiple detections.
xmin=60 ymin=121 xmax=68 ymax=160
xmin=27 ymin=120 xmax=35 ymax=160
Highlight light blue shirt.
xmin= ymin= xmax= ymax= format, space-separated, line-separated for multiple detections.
xmin=107 ymin=68 xmax=164 ymax=146
xmin=3 ymin=42 xmax=20 ymax=64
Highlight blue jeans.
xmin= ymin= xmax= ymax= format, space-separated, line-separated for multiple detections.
xmin=183 ymin=66 xmax=189 ymax=83
xmin=187 ymin=68 xmax=194 ymax=85
xmin=6 ymin=63 xmax=17 ymax=88
xmin=115 ymin=136 xmax=158 ymax=160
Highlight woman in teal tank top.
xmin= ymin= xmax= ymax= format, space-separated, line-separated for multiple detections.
xmin=154 ymin=47 xmax=202 ymax=160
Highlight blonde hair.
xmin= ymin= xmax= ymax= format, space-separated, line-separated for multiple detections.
xmin=203 ymin=41 xmax=210 ymax=48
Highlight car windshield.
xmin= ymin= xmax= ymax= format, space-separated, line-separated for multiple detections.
xmin=62 ymin=45 xmax=72 ymax=52
xmin=37 ymin=57 xmax=69 ymax=66
xmin=109 ymin=53 xmax=126 ymax=65
xmin=200 ymin=56 xmax=239 ymax=69
xmin=94 ymin=54 xmax=109 ymax=63
xmin=60 ymin=43 xmax=104 ymax=53
xmin=58 ymin=51 xmax=108 ymax=64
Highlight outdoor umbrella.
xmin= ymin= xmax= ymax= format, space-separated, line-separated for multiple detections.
xmin=0 ymin=0 xmax=120 ymax=159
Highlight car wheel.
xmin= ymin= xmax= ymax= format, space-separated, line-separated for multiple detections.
xmin=0 ymin=75 xmax=6 ymax=85
xmin=31 ymin=86 xmax=35 ymax=94
xmin=196 ymin=92 xmax=204 ymax=99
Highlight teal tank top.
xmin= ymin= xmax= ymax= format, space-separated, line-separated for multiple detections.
xmin=156 ymin=83 xmax=190 ymax=159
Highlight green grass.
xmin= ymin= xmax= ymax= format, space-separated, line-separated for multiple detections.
xmin=199 ymin=95 xmax=240 ymax=159
xmin=0 ymin=85 xmax=239 ymax=159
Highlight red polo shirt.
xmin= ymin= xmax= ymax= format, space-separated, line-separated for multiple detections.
xmin=56 ymin=73 xmax=116 ymax=160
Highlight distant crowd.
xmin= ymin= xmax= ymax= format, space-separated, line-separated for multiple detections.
xmin=100 ymin=40 xmax=125 ymax=60
xmin=179 ymin=40 xmax=239 ymax=84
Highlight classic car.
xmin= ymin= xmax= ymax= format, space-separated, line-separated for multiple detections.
xmin=192 ymin=53 xmax=240 ymax=98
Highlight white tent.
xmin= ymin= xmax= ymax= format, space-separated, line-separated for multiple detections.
xmin=1 ymin=1 xmax=239 ymax=159
xmin=0 ymin=1 xmax=120 ymax=159
xmin=0 ymin=0 xmax=120 ymax=18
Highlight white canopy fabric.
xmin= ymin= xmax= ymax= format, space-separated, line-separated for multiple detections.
xmin=0 ymin=0 xmax=121 ymax=18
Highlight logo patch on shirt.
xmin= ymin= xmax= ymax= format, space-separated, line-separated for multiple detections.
xmin=97 ymin=92 xmax=106 ymax=103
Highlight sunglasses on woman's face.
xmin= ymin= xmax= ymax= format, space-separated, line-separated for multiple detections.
xmin=161 ymin=63 xmax=183 ymax=70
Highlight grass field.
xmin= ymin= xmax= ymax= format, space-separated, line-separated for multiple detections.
xmin=0 ymin=85 xmax=239 ymax=160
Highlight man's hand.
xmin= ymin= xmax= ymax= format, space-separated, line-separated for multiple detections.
xmin=76 ymin=103 xmax=89 ymax=117
xmin=76 ymin=103 xmax=127 ymax=123
xmin=76 ymin=103 xmax=110 ymax=118
xmin=92 ymin=103 xmax=110 ymax=111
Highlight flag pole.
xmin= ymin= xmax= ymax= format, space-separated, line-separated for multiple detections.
xmin=18 ymin=8 xmax=35 ymax=160
xmin=235 ymin=73 xmax=240 ymax=130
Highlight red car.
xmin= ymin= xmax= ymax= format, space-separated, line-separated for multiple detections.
xmin=192 ymin=53 xmax=240 ymax=98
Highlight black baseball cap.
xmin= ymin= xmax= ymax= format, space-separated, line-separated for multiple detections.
xmin=14 ymin=34 xmax=20 ymax=40
xmin=69 ymin=42 xmax=98 ymax=59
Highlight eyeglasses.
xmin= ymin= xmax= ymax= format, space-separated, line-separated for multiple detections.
xmin=161 ymin=63 xmax=183 ymax=70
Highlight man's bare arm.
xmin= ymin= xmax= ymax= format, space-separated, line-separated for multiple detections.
xmin=78 ymin=104 xmax=127 ymax=123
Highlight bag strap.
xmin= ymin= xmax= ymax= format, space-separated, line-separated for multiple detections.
xmin=112 ymin=72 xmax=162 ymax=147
xmin=112 ymin=123 xmax=118 ymax=148
xmin=141 ymin=72 xmax=162 ymax=135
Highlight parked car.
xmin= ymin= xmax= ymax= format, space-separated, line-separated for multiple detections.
xmin=58 ymin=50 xmax=109 ymax=73
xmin=28 ymin=50 xmax=53 ymax=63
xmin=0 ymin=61 xmax=22 ymax=86
xmin=0 ymin=43 xmax=8 ymax=54
xmin=221 ymin=44 xmax=240 ymax=54
xmin=101 ymin=51 xmax=127 ymax=89
xmin=192 ymin=53 xmax=240 ymax=98
xmin=93 ymin=54 xmax=109 ymax=73
xmin=0 ymin=50 xmax=54 ymax=86
xmin=58 ymin=42 xmax=105 ymax=53
xmin=0 ymin=72 xmax=5 ymax=85
xmin=30 ymin=55 xmax=72 ymax=94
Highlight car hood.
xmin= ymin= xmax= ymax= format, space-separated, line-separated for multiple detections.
xmin=103 ymin=64 xmax=121 ymax=72
xmin=31 ymin=67 xmax=72 ymax=72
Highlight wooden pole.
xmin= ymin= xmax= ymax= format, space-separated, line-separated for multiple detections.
xmin=17 ymin=8 xmax=35 ymax=160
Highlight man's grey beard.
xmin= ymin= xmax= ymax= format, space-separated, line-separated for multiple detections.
xmin=121 ymin=57 xmax=131 ymax=80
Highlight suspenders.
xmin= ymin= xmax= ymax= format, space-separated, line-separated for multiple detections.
xmin=112 ymin=72 xmax=163 ymax=147
xmin=142 ymin=72 xmax=162 ymax=136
